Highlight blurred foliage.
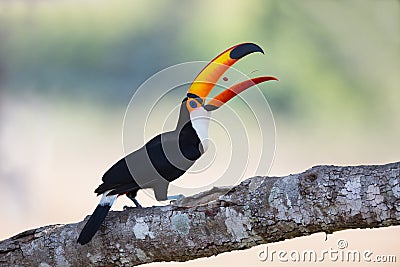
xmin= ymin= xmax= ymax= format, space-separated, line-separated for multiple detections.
xmin=0 ymin=0 xmax=399 ymax=128
xmin=0 ymin=0 xmax=399 ymax=247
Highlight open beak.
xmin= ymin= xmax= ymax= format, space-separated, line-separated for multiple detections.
xmin=203 ymin=76 xmax=278 ymax=111
xmin=187 ymin=42 xmax=278 ymax=110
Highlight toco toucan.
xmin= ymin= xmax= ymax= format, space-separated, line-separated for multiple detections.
xmin=77 ymin=42 xmax=277 ymax=245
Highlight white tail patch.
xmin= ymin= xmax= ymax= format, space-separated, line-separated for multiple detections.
xmin=99 ymin=190 xmax=118 ymax=206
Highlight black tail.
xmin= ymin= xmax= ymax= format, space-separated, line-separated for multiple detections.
xmin=77 ymin=205 xmax=111 ymax=245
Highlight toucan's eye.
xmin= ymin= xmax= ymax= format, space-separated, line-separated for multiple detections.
xmin=189 ymin=100 xmax=197 ymax=108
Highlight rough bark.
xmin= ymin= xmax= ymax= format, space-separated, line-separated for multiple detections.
xmin=1 ymin=162 xmax=399 ymax=266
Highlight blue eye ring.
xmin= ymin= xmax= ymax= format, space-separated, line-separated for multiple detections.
xmin=189 ymin=100 xmax=197 ymax=108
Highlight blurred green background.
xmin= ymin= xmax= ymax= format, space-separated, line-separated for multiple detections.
xmin=0 ymin=1 xmax=399 ymax=266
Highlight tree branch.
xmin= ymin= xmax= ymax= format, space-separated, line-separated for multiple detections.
xmin=1 ymin=162 xmax=399 ymax=266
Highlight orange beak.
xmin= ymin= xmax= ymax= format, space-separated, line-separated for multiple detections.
xmin=203 ymin=76 xmax=278 ymax=111
xmin=186 ymin=43 xmax=278 ymax=110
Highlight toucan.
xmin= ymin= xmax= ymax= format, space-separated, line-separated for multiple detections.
xmin=77 ymin=42 xmax=277 ymax=245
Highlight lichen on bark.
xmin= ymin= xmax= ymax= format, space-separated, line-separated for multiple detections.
xmin=0 ymin=162 xmax=399 ymax=266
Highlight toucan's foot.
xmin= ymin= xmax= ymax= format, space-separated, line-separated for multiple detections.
xmin=167 ymin=194 xmax=185 ymax=204
xmin=167 ymin=194 xmax=185 ymax=200
xmin=126 ymin=195 xmax=142 ymax=208
xmin=132 ymin=198 xmax=142 ymax=208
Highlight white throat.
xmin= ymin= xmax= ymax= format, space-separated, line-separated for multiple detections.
xmin=190 ymin=107 xmax=211 ymax=151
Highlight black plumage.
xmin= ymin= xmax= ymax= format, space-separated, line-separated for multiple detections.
xmin=77 ymin=42 xmax=276 ymax=245
xmin=95 ymin=97 xmax=203 ymax=198
xmin=77 ymin=98 xmax=203 ymax=245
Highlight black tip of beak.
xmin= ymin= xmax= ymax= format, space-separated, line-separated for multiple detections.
xmin=203 ymin=104 xmax=218 ymax=111
xmin=230 ymin=43 xmax=264 ymax=60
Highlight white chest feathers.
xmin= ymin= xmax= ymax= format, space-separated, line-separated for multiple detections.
xmin=190 ymin=107 xmax=211 ymax=151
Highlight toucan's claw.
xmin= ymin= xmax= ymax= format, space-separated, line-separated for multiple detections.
xmin=132 ymin=198 xmax=142 ymax=208
xmin=168 ymin=194 xmax=185 ymax=203
xmin=126 ymin=195 xmax=142 ymax=208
